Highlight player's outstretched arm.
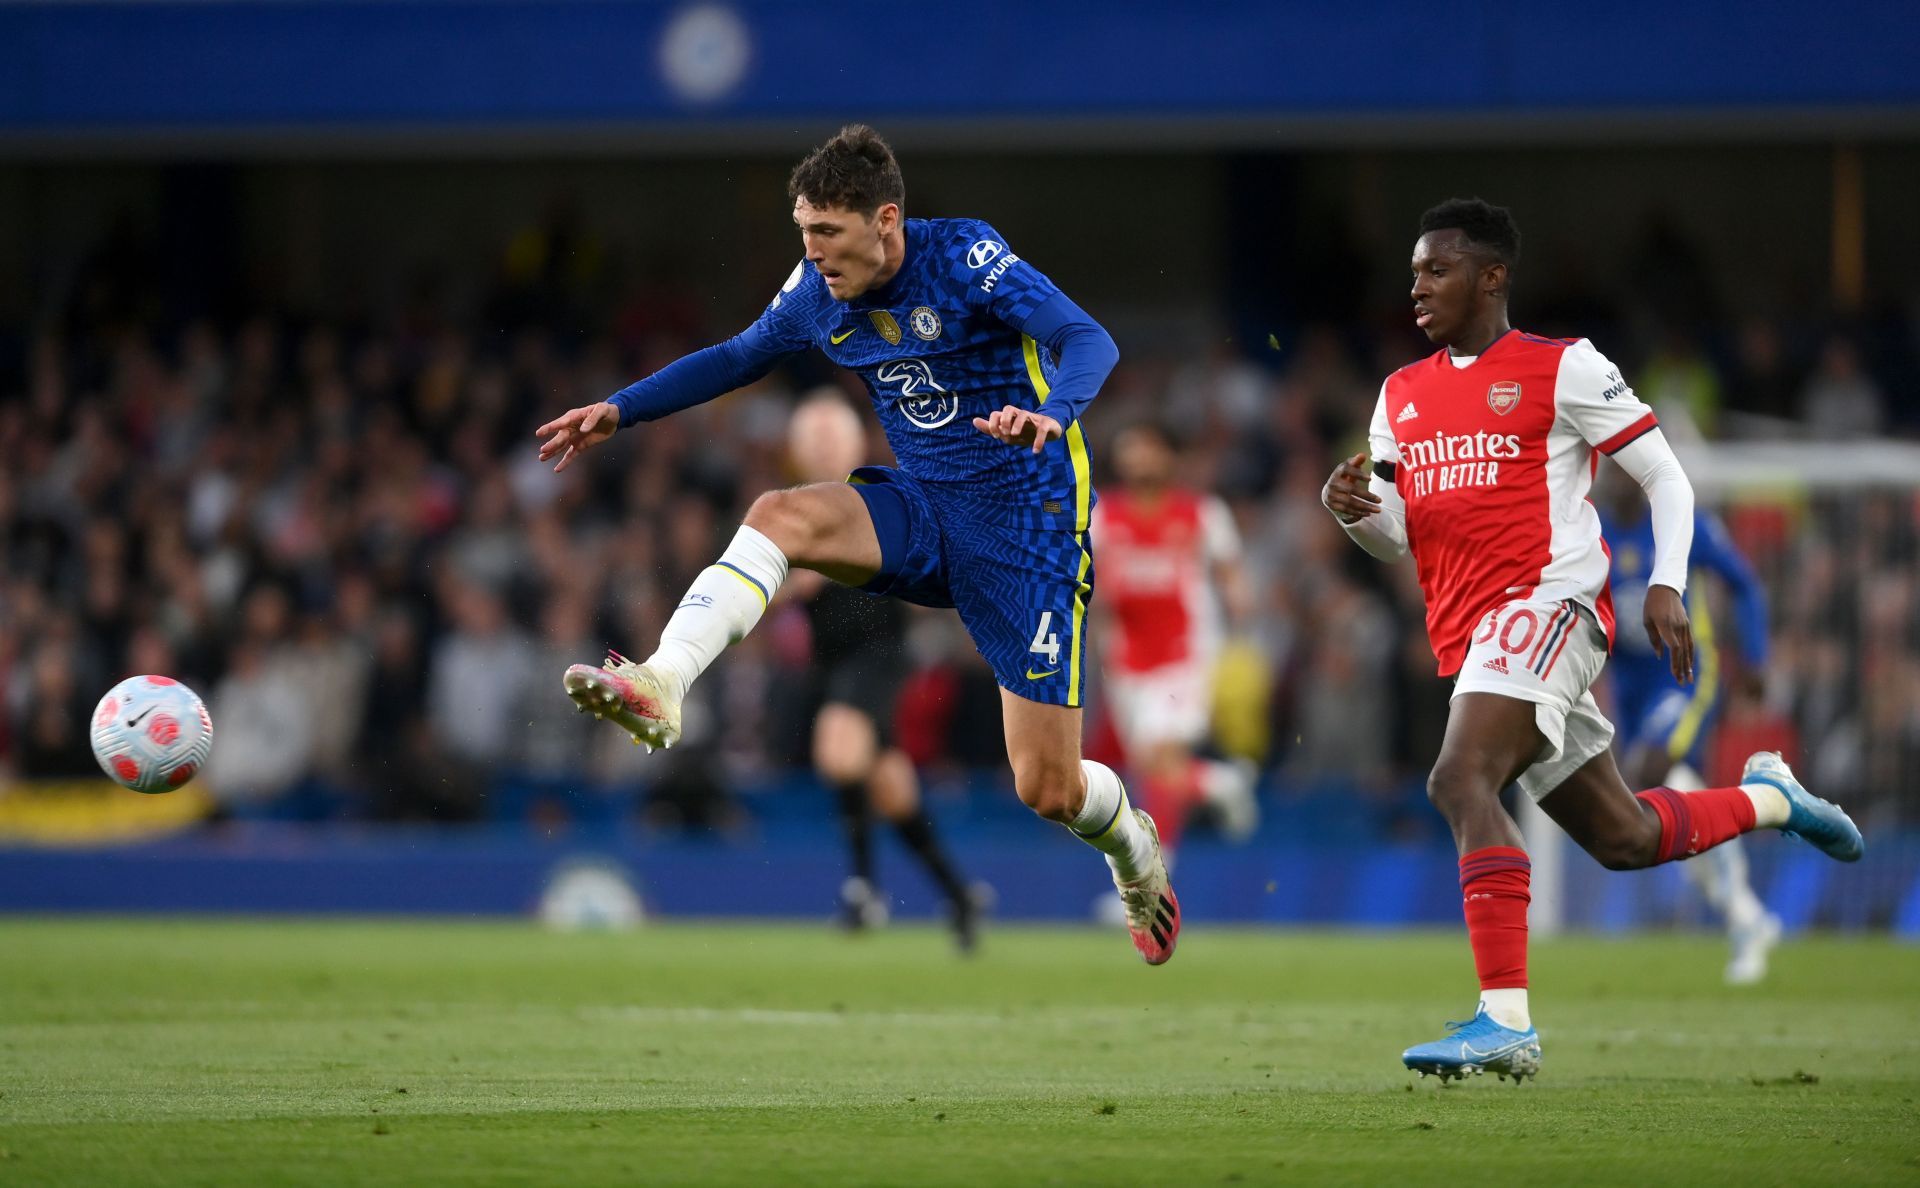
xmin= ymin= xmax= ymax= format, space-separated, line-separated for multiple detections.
xmin=535 ymin=401 xmax=621 ymax=473
xmin=546 ymin=264 xmax=815 ymax=473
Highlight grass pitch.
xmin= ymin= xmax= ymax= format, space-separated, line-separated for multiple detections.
xmin=1 ymin=919 xmax=1917 ymax=1186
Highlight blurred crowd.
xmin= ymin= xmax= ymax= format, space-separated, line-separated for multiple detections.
xmin=3 ymin=215 xmax=1918 ymax=834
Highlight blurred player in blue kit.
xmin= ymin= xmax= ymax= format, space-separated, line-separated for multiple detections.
xmin=535 ymin=126 xmax=1180 ymax=963
xmin=1599 ymin=475 xmax=1783 ymax=983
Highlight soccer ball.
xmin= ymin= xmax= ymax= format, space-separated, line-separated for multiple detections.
xmin=89 ymin=675 xmax=214 ymax=794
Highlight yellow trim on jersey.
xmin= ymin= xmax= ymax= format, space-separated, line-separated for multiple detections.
xmin=1067 ymin=534 xmax=1093 ymax=708
xmin=1023 ymin=333 xmax=1050 ymax=401
xmin=1667 ymin=588 xmax=1720 ymax=761
xmin=1065 ymin=422 xmax=1092 ymax=534
xmin=1024 ymin=333 xmax=1093 ymax=533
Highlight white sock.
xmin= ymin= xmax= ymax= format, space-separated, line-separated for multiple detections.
xmin=645 ymin=525 xmax=789 ymax=701
xmin=1068 ymin=760 xmax=1157 ymax=884
xmin=1479 ymin=988 xmax=1530 ymax=1031
xmin=1664 ymin=762 xmax=1706 ymax=792
xmin=1713 ymin=840 xmax=1768 ymax=932
xmin=1739 ymin=782 xmax=1791 ymax=829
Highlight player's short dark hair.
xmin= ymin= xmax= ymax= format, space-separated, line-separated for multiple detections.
xmin=1418 ymin=198 xmax=1521 ymax=268
xmin=788 ymin=125 xmax=905 ymax=216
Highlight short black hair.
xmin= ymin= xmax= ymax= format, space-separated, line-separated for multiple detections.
xmin=1418 ymin=198 xmax=1520 ymax=268
xmin=788 ymin=124 xmax=905 ymax=216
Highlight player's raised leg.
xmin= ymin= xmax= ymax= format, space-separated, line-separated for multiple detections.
xmin=1400 ymin=692 xmax=1546 ymax=1082
xmin=1540 ymin=745 xmax=1857 ymax=988
xmin=565 ymin=484 xmax=882 ymax=748
xmin=1001 ymin=692 xmax=1178 ymax=964
xmin=1541 ymin=748 xmax=1863 ymax=876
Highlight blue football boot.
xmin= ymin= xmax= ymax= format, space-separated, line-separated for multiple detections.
xmin=1402 ymin=1006 xmax=1542 ymax=1084
xmin=1742 ymin=751 xmax=1864 ymax=863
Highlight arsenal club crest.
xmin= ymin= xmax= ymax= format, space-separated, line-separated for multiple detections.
xmin=870 ymin=310 xmax=903 ymax=345
xmin=1487 ymin=381 xmax=1522 ymax=415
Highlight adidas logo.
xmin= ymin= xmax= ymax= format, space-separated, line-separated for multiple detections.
xmin=1396 ymin=402 xmax=1419 ymax=423
xmin=1482 ymin=655 xmax=1509 ymax=674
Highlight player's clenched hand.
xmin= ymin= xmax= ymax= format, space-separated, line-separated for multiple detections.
xmin=972 ymin=405 xmax=1063 ymax=454
xmin=535 ymin=401 xmax=620 ymax=473
xmin=1644 ymin=584 xmax=1694 ymax=685
xmin=1321 ymin=453 xmax=1380 ymax=524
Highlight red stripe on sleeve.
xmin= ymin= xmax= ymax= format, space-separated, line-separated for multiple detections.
xmin=1597 ymin=411 xmax=1659 ymax=455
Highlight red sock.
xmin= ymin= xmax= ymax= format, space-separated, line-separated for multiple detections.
xmin=1634 ymin=786 xmax=1758 ymax=864
xmin=1459 ymin=847 xmax=1531 ymax=990
xmin=1140 ymin=774 xmax=1184 ymax=852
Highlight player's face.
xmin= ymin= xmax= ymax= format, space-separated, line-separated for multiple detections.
xmin=1409 ymin=230 xmax=1497 ymax=346
xmin=786 ymin=399 xmax=866 ymax=484
xmin=1113 ymin=428 xmax=1174 ymax=489
xmin=794 ymin=198 xmax=899 ymax=300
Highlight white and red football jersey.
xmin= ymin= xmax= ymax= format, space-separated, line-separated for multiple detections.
xmin=1368 ymin=331 xmax=1658 ymax=676
xmin=1093 ymin=487 xmax=1241 ymax=674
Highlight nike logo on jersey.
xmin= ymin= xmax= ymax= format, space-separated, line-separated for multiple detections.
xmin=1396 ymin=402 xmax=1419 ymax=422
xmin=830 ymin=329 xmax=856 ymax=344
xmin=1025 ymin=667 xmax=1060 ymax=681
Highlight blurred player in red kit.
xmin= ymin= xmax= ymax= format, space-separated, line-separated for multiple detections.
xmin=1323 ymin=198 xmax=1862 ymax=1083
xmin=1092 ymin=422 xmax=1258 ymax=864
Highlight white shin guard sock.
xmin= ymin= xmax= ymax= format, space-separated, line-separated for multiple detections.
xmin=647 ymin=525 xmax=790 ymax=700
xmin=1068 ymin=760 xmax=1156 ymax=884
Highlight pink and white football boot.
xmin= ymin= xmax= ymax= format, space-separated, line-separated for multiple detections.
xmin=1113 ymin=809 xmax=1181 ymax=965
xmin=563 ymin=651 xmax=682 ymax=752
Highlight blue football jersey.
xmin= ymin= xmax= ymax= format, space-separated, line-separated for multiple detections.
xmin=746 ymin=218 xmax=1094 ymax=531
xmin=1605 ymin=507 xmax=1770 ymax=679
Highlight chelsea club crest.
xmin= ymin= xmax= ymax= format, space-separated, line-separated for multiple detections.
xmin=909 ymin=306 xmax=942 ymax=341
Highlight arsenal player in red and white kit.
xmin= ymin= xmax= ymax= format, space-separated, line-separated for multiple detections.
xmin=1093 ymin=423 xmax=1257 ymax=860
xmin=1323 ymin=199 xmax=1863 ymax=1084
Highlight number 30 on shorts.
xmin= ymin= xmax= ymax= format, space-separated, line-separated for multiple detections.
xmin=1473 ymin=603 xmax=1546 ymax=655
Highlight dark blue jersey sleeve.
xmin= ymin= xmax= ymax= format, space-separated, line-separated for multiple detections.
xmin=610 ymin=261 xmax=818 ymax=427
xmin=1692 ymin=510 xmax=1770 ymax=669
xmin=955 ymin=222 xmax=1116 ymax=428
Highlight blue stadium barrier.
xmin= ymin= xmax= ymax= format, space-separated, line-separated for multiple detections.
xmin=2 ymin=776 xmax=1914 ymax=933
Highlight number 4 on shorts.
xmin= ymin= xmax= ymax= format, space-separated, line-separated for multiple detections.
xmin=1029 ymin=611 xmax=1062 ymax=666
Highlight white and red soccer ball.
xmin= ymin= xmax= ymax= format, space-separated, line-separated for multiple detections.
xmin=89 ymin=675 xmax=214 ymax=794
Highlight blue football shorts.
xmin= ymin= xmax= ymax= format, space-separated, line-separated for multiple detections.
xmin=1612 ymin=660 xmax=1719 ymax=770
xmin=847 ymin=465 xmax=1093 ymax=708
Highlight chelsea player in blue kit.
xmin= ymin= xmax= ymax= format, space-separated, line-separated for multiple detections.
xmin=534 ymin=126 xmax=1180 ymax=963
xmin=1602 ymin=482 xmax=1783 ymax=983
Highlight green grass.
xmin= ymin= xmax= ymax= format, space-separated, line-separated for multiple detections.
xmin=2 ymin=920 xmax=1917 ymax=1186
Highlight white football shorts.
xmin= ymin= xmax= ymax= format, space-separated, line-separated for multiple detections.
xmin=1106 ymin=663 xmax=1212 ymax=751
xmin=1451 ymin=596 xmax=1615 ymax=802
